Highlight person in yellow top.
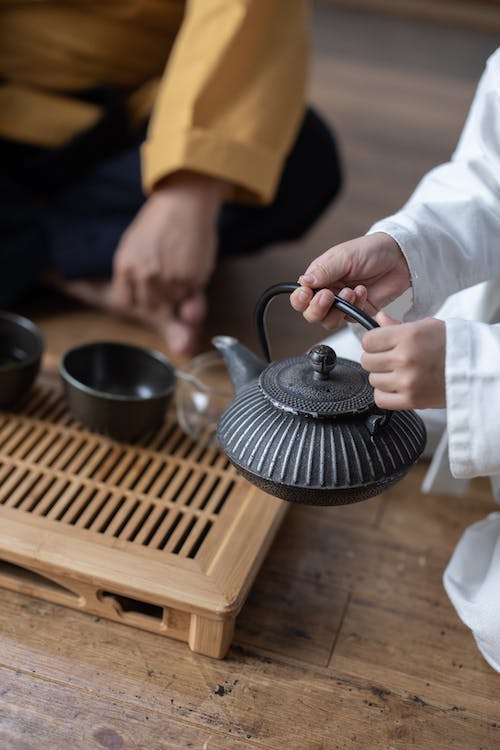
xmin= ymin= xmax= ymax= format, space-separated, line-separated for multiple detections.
xmin=1 ymin=0 xmax=342 ymax=356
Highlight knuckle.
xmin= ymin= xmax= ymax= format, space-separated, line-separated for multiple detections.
xmin=114 ymin=258 xmax=132 ymax=278
xmin=303 ymin=311 xmax=318 ymax=324
xmin=294 ymin=289 xmax=313 ymax=310
xmin=303 ymin=307 xmax=322 ymax=324
xmin=401 ymin=371 xmax=416 ymax=393
xmin=309 ymin=261 xmax=328 ymax=282
xmin=401 ymin=373 xmax=421 ymax=404
xmin=405 ymin=325 xmax=424 ymax=350
xmin=362 ymin=331 xmax=379 ymax=353
xmin=395 ymin=351 xmax=412 ymax=370
xmin=136 ymin=266 xmax=152 ymax=281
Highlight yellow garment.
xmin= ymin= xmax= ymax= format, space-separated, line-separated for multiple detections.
xmin=0 ymin=0 xmax=308 ymax=203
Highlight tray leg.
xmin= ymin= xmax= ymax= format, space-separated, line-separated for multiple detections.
xmin=188 ymin=614 xmax=235 ymax=659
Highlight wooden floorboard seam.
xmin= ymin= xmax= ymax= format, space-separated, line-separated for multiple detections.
xmin=327 ymin=590 xmax=353 ymax=667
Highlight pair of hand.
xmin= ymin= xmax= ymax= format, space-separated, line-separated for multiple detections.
xmin=290 ymin=232 xmax=446 ymax=410
xmin=110 ymin=171 xmax=226 ymax=358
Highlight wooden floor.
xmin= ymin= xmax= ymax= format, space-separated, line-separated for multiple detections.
xmin=2 ymin=6 xmax=500 ymax=749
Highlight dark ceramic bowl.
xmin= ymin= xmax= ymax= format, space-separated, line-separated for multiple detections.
xmin=0 ymin=311 xmax=43 ymax=408
xmin=60 ymin=342 xmax=176 ymax=441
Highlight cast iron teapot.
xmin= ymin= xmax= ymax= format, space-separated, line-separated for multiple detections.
xmin=213 ymin=283 xmax=426 ymax=506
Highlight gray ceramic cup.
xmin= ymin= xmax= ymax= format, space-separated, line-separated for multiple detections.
xmin=0 ymin=311 xmax=44 ymax=408
xmin=60 ymin=341 xmax=176 ymax=441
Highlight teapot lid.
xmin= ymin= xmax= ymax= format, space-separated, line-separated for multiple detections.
xmin=259 ymin=344 xmax=375 ymax=418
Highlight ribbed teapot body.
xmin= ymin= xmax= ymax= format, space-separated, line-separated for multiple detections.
xmin=217 ymin=381 xmax=426 ymax=506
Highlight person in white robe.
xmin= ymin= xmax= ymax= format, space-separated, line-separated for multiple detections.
xmin=290 ymin=47 xmax=500 ymax=672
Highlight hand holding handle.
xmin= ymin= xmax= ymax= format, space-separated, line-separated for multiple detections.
xmin=255 ymin=282 xmax=379 ymax=362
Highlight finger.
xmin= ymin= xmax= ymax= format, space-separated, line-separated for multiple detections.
xmin=350 ymin=285 xmax=382 ymax=318
xmin=136 ymin=269 xmax=183 ymax=310
xmin=135 ymin=274 xmax=163 ymax=310
xmin=302 ymin=288 xmax=336 ymax=324
xmin=160 ymin=280 xmax=196 ymax=308
xmin=298 ymin=261 xmax=332 ymax=290
xmin=352 ymin=285 xmax=368 ymax=308
xmin=164 ymin=321 xmax=197 ymax=357
xmin=290 ymin=286 xmax=314 ymax=312
xmin=373 ymin=389 xmax=409 ymax=411
xmin=375 ymin=310 xmax=400 ymax=327
xmin=338 ymin=286 xmax=357 ymax=303
xmin=296 ymin=283 xmax=374 ymax=330
xmin=317 ymin=287 xmax=361 ymax=330
xmin=368 ymin=372 xmax=398 ymax=391
xmin=111 ymin=272 xmax=135 ymax=309
xmin=145 ymin=275 xmax=165 ymax=310
xmin=297 ymin=272 xmax=317 ymax=288
xmin=359 ymin=298 xmax=380 ymax=317
xmin=299 ymin=245 xmax=352 ymax=289
xmin=338 ymin=286 xmax=368 ymax=320
xmin=362 ymin=327 xmax=399 ymax=354
xmin=360 ymin=351 xmax=394 ymax=373
xmin=59 ymin=279 xmax=107 ymax=307
xmin=178 ymin=290 xmax=207 ymax=325
xmin=161 ymin=316 xmax=201 ymax=358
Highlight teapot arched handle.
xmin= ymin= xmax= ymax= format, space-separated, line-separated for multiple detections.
xmin=255 ymin=282 xmax=379 ymax=363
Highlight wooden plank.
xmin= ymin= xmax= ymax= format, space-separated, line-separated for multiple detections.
xmin=263 ymin=464 xmax=496 ymax=584
xmin=331 ymin=594 xmax=500 ymax=705
xmin=377 ymin=472 xmax=496 ymax=555
xmin=0 ymin=667 xmax=256 ymax=750
xmin=235 ymin=569 xmax=350 ymax=666
xmin=1 ymin=589 xmax=498 ymax=750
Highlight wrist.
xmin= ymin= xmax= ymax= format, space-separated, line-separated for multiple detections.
xmin=154 ymin=170 xmax=227 ymax=216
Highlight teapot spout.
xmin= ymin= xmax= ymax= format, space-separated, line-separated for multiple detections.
xmin=212 ymin=336 xmax=266 ymax=395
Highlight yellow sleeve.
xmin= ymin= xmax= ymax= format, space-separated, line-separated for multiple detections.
xmin=141 ymin=0 xmax=309 ymax=204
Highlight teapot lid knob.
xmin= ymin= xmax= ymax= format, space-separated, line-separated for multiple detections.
xmin=259 ymin=343 xmax=374 ymax=418
xmin=308 ymin=345 xmax=337 ymax=380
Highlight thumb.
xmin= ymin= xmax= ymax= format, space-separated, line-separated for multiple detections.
xmin=299 ymin=258 xmax=341 ymax=289
xmin=375 ymin=310 xmax=400 ymax=327
xmin=299 ymin=237 xmax=372 ymax=289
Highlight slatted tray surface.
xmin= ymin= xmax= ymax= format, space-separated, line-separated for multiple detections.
xmin=0 ymin=372 xmax=287 ymax=658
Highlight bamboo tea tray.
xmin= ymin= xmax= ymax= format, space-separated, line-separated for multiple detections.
xmin=0 ymin=372 xmax=287 ymax=658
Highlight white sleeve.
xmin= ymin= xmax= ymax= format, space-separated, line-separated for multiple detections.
xmin=446 ymin=317 xmax=500 ymax=478
xmin=369 ymin=48 xmax=500 ymax=321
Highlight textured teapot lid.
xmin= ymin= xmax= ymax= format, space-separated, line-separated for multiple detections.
xmin=259 ymin=344 xmax=375 ymax=418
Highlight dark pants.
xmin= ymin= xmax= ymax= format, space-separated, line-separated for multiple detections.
xmin=0 ymin=108 xmax=342 ymax=306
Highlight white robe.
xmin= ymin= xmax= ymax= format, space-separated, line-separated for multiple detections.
xmin=325 ymin=47 xmax=500 ymax=672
